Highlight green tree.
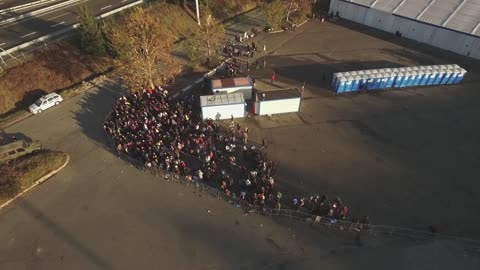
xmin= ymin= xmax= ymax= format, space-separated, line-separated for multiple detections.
xmin=264 ymin=0 xmax=287 ymax=30
xmin=77 ymin=5 xmax=106 ymax=55
xmin=185 ymin=7 xmax=225 ymax=68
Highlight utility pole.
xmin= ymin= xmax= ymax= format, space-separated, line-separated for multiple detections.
xmin=195 ymin=0 xmax=201 ymax=25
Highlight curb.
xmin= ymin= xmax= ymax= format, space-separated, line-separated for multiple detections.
xmin=0 ymin=112 xmax=32 ymax=130
xmin=0 ymin=154 xmax=69 ymax=211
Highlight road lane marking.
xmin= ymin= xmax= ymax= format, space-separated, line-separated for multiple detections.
xmin=48 ymin=12 xmax=70 ymax=21
xmin=121 ymin=0 xmax=128 ymax=2
xmin=21 ymin=31 xmax=37 ymax=38
xmin=0 ymin=43 xmax=5 ymax=46
xmin=100 ymin=5 xmax=112 ymax=10
xmin=51 ymin=21 xmax=65 ymax=27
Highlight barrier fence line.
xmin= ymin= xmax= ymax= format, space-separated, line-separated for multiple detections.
xmin=0 ymin=0 xmax=144 ymax=58
xmin=0 ymin=0 xmax=81 ymax=26
xmin=102 ymin=125 xmax=480 ymax=250
xmin=0 ymin=0 xmax=58 ymax=14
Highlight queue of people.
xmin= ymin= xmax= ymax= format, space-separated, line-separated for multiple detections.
xmin=103 ymin=85 xmax=357 ymax=223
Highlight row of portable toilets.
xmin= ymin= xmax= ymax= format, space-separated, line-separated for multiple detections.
xmin=331 ymin=64 xmax=467 ymax=93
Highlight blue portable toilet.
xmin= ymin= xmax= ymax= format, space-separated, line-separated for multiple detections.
xmin=385 ymin=72 xmax=395 ymax=88
xmin=363 ymin=70 xmax=372 ymax=78
xmin=331 ymin=72 xmax=340 ymax=88
xmin=372 ymin=73 xmax=382 ymax=89
xmin=335 ymin=77 xmax=347 ymax=93
xmin=393 ymin=71 xmax=404 ymax=88
xmin=401 ymin=72 xmax=411 ymax=87
xmin=412 ymin=66 xmax=420 ymax=72
xmin=350 ymin=71 xmax=358 ymax=77
xmin=447 ymin=69 xmax=460 ymax=84
xmin=342 ymin=72 xmax=351 ymax=78
xmin=412 ymin=70 xmax=422 ymax=86
xmin=366 ymin=75 xmax=376 ymax=90
xmin=352 ymin=75 xmax=362 ymax=91
xmin=420 ymin=70 xmax=431 ymax=85
xmin=406 ymin=70 xmax=418 ymax=86
xmin=359 ymin=75 xmax=369 ymax=90
xmin=432 ymin=65 xmax=441 ymax=72
xmin=454 ymin=68 xmax=467 ymax=84
xmin=398 ymin=67 xmax=407 ymax=74
xmin=344 ymin=76 xmax=354 ymax=92
xmin=434 ymin=68 xmax=444 ymax=85
xmin=405 ymin=67 xmax=413 ymax=73
xmin=442 ymin=65 xmax=456 ymax=70
xmin=427 ymin=70 xmax=438 ymax=85
xmin=416 ymin=69 xmax=425 ymax=85
xmin=379 ymin=73 xmax=388 ymax=89
xmin=440 ymin=69 xmax=453 ymax=84
xmin=357 ymin=70 xmax=365 ymax=77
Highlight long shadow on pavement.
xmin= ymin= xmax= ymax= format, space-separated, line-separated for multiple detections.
xmin=15 ymin=198 xmax=115 ymax=270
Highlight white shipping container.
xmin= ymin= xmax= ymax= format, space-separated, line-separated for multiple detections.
xmin=200 ymin=93 xmax=245 ymax=120
xmin=255 ymin=89 xmax=301 ymax=116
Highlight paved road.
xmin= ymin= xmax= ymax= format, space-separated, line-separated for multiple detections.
xmin=1 ymin=82 xmax=477 ymax=270
xmin=0 ymin=0 xmax=37 ymax=9
xmin=0 ymin=8 xmax=479 ymax=270
xmin=0 ymin=0 xmax=138 ymax=49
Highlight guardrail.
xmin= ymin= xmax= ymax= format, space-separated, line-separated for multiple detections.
xmin=101 ymin=110 xmax=480 ymax=252
xmin=0 ymin=0 xmax=59 ymax=14
xmin=0 ymin=0 xmax=144 ymax=58
xmin=0 ymin=0 xmax=80 ymax=26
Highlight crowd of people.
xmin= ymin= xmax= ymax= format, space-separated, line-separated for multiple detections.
xmin=104 ymin=86 xmax=357 ymax=222
xmin=222 ymin=40 xmax=257 ymax=59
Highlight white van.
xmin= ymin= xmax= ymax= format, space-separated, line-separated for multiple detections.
xmin=29 ymin=93 xmax=63 ymax=114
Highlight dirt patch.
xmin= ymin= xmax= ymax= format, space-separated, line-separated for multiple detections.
xmin=0 ymin=150 xmax=68 ymax=205
xmin=0 ymin=42 xmax=112 ymax=115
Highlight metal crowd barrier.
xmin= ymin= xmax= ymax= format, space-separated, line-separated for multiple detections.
xmin=103 ymin=108 xmax=480 ymax=252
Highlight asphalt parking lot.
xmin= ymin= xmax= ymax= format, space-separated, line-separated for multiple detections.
xmin=0 ymin=16 xmax=479 ymax=270
xmin=242 ymin=19 xmax=480 ymax=237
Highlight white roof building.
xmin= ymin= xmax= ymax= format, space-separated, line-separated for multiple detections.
xmin=330 ymin=0 xmax=480 ymax=59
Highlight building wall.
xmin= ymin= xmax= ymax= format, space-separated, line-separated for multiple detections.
xmin=329 ymin=0 xmax=480 ymax=59
xmin=257 ymin=98 xmax=301 ymax=116
xmin=201 ymin=104 xmax=245 ymax=120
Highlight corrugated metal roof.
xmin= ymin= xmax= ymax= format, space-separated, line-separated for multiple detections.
xmin=445 ymin=0 xmax=480 ymax=34
xmin=371 ymin=0 xmax=404 ymax=13
xmin=418 ymin=0 xmax=463 ymax=25
xmin=394 ymin=0 xmax=431 ymax=19
xmin=200 ymin=93 xmax=245 ymax=107
xmin=211 ymin=77 xmax=252 ymax=89
xmin=348 ymin=0 xmax=480 ymax=37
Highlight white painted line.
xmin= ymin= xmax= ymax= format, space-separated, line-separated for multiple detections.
xmin=51 ymin=21 xmax=65 ymax=27
xmin=20 ymin=31 xmax=37 ymax=38
xmin=122 ymin=0 xmax=128 ymax=2
xmin=0 ymin=43 xmax=5 ymax=46
xmin=100 ymin=5 xmax=112 ymax=10
xmin=48 ymin=12 xmax=70 ymax=20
